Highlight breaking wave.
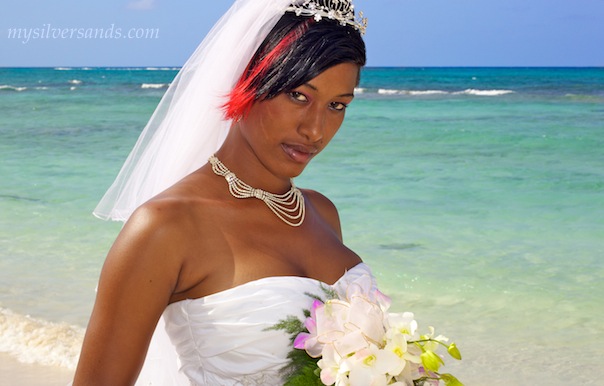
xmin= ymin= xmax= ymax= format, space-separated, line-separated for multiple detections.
xmin=376 ymin=88 xmax=514 ymax=96
xmin=0 ymin=307 xmax=84 ymax=370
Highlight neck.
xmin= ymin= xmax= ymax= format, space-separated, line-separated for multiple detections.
xmin=208 ymin=154 xmax=306 ymax=227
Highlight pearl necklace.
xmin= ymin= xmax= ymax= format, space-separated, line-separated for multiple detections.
xmin=208 ymin=155 xmax=305 ymax=227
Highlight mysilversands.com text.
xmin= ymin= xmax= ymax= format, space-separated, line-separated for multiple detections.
xmin=7 ymin=24 xmax=160 ymax=44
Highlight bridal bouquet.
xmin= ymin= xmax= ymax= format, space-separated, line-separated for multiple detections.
xmin=273 ymin=275 xmax=463 ymax=386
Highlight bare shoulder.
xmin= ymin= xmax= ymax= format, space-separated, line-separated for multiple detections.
xmin=118 ymin=196 xmax=195 ymax=258
xmin=301 ymin=188 xmax=337 ymax=212
xmin=73 ymin=190 xmax=204 ymax=384
xmin=124 ymin=172 xmax=217 ymax=243
xmin=301 ymin=188 xmax=343 ymax=239
xmin=127 ymin=193 xmax=198 ymax=237
xmin=99 ymin=196 xmax=196 ymax=301
xmin=120 ymin=178 xmax=218 ymax=256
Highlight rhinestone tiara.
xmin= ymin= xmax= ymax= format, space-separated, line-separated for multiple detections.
xmin=285 ymin=0 xmax=367 ymax=35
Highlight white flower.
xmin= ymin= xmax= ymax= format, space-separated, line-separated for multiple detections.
xmin=318 ymin=344 xmax=349 ymax=386
xmin=344 ymin=344 xmax=402 ymax=386
xmin=290 ymin=273 xmax=463 ymax=385
xmin=345 ymin=294 xmax=386 ymax=345
xmin=386 ymin=312 xmax=418 ymax=340
xmin=305 ymin=295 xmax=386 ymax=358
xmin=341 ymin=274 xmax=391 ymax=312
xmin=385 ymin=330 xmax=420 ymax=363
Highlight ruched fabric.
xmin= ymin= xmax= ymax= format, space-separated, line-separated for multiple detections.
xmin=162 ymin=263 xmax=375 ymax=385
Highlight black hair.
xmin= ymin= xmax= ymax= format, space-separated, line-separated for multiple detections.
xmin=224 ymin=10 xmax=366 ymax=119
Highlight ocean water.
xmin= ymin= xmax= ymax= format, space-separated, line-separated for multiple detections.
xmin=1 ymin=67 xmax=603 ymax=384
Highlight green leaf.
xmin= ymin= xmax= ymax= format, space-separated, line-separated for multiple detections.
xmin=447 ymin=342 xmax=462 ymax=360
xmin=440 ymin=373 xmax=464 ymax=386
xmin=283 ymin=363 xmax=323 ymax=385
xmin=265 ymin=315 xmax=304 ymax=337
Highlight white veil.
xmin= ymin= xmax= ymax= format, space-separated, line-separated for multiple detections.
xmin=91 ymin=0 xmax=293 ymax=384
xmin=94 ymin=0 xmax=293 ymax=222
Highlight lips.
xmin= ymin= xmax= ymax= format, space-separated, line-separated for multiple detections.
xmin=281 ymin=143 xmax=318 ymax=164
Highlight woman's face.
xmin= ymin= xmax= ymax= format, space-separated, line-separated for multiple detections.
xmin=240 ymin=62 xmax=360 ymax=179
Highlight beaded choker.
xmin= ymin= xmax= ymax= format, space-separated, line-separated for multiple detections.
xmin=209 ymin=155 xmax=306 ymax=227
xmin=285 ymin=0 xmax=367 ymax=35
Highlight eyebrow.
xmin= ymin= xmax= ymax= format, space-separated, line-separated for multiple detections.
xmin=303 ymin=82 xmax=355 ymax=98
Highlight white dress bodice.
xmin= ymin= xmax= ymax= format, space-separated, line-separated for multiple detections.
xmin=160 ymin=263 xmax=375 ymax=385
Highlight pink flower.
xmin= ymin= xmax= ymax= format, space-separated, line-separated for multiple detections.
xmin=294 ymin=299 xmax=324 ymax=354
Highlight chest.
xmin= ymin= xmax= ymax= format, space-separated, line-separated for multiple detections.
xmin=224 ymin=211 xmax=358 ymax=276
xmin=173 ymin=210 xmax=358 ymax=301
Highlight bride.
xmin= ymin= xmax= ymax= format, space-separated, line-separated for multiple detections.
xmin=73 ymin=0 xmax=371 ymax=384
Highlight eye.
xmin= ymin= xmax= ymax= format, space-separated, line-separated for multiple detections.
xmin=288 ymin=91 xmax=308 ymax=103
xmin=329 ymin=101 xmax=348 ymax=111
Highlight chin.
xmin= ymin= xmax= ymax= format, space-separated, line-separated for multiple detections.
xmin=285 ymin=166 xmax=305 ymax=179
xmin=284 ymin=161 xmax=310 ymax=180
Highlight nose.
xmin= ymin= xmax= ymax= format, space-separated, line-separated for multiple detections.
xmin=298 ymin=105 xmax=325 ymax=143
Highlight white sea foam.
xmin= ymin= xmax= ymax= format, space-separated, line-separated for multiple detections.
xmin=455 ymin=88 xmax=515 ymax=96
xmin=0 ymin=85 xmax=27 ymax=92
xmin=69 ymin=86 xmax=77 ymax=91
xmin=53 ymin=67 xmax=72 ymax=71
xmin=145 ymin=67 xmax=180 ymax=71
xmin=109 ymin=67 xmax=142 ymax=71
xmin=378 ymin=88 xmax=449 ymax=96
xmin=0 ymin=307 xmax=84 ymax=370
xmin=378 ymin=88 xmax=402 ymax=95
xmin=407 ymin=90 xmax=449 ymax=96
xmin=141 ymin=83 xmax=169 ymax=89
xmin=68 ymin=79 xmax=82 ymax=85
xmin=376 ymin=88 xmax=515 ymax=97
xmin=354 ymin=87 xmax=365 ymax=94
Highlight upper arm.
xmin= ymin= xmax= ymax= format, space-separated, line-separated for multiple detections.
xmin=73 ymin=202 xmax=186 ymax=385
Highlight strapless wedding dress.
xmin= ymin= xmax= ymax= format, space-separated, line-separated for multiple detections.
xmin=135 ymin=263 xmax=376 ymax=386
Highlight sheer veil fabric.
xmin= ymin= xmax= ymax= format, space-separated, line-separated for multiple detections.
xmin=94 ymin=0 xmax=293 ymax=222
xmin=89 ymin=0 xmax=293 ymax=384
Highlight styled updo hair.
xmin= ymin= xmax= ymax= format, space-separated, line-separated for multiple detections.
xmin=223 ymin=10 xmax=366 ymax=120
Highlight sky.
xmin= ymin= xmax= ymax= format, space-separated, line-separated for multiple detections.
xmin=2 ymin=0 xmax=603 ymax=67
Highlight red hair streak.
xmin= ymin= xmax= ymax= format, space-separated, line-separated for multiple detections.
xmin=223 ymin=21 xmax=311 ymax=121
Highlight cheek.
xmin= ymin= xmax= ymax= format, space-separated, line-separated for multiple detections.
xmin=246 ymin=101 xmax=295 ymax=145
xmin=263 ymin=99 xmax=304 ymax=131
xmin=323 ymin=114 xmax=346 ymax=142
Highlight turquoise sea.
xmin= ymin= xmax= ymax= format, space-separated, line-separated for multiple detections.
xmin=1 ymin=67 xmax=603 ymax=384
